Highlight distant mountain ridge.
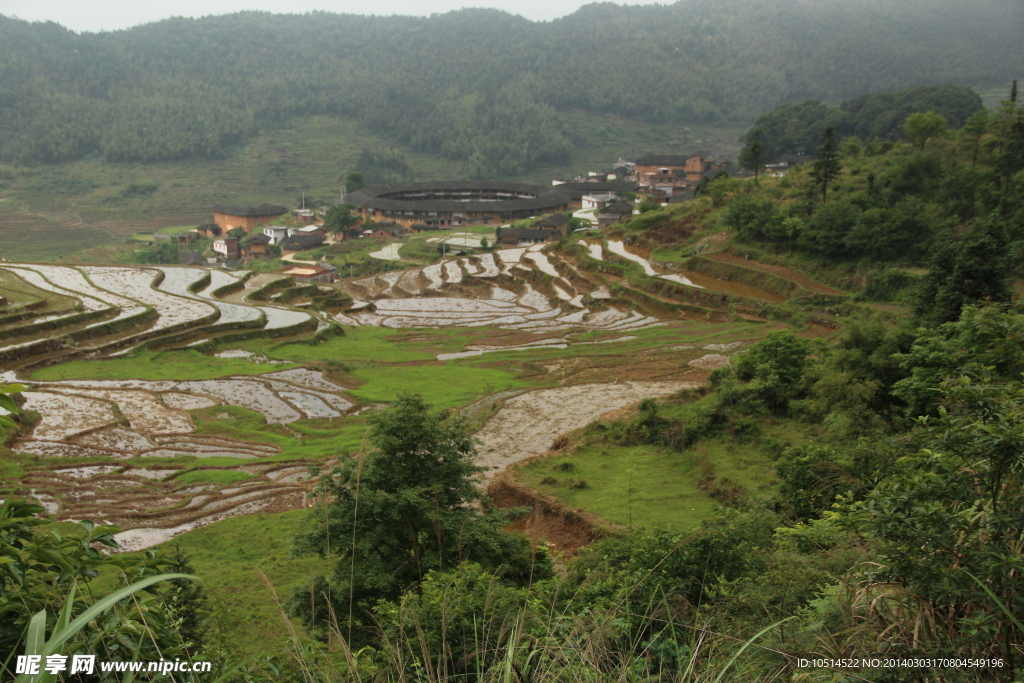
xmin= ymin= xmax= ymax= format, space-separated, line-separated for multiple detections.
xmin=0 ymin=0 xmax=1020 ymax=176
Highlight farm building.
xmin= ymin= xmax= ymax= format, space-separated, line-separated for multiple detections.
xmin=212 ymin=203 xmax=288 ymax=233
xmin=633 ymin=154 xmax=721 ymax=188
xmin=179 ymin=250 xmax=207 ymax=266
xmin=240 ymin=233 xmax=272 ymax=260
xmin=531 ymin=213 xmax=571 ymax=238
xmin=498 ymin=228 xmax=557 ymax=248
xmin=280 ymin=234 xmax=325 ymax=252
xmin=213 ymin=237 xmax=240 ymax=261
xmin=370 ymin=222 xmax=410 ymax=239
xmin=197 ymin=224 xmax=223 ymax=238
xmin=597 ymin=201 xmax=634 ymax=228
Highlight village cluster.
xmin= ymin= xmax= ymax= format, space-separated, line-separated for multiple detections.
xmin=157 ymin=152 xmax=812 ymax=282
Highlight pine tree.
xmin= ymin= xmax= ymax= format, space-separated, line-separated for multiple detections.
xmin=811 ymin=126 xmax=841 ymax=202
xmin=740 ymin=127 xmax=766 ymax=180
xmin=161 ymin=545 xmax=209 ymax=653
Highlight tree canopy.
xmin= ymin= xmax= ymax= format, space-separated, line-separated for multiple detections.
xmin=743 ymin=84 xmax=985 ymax=160
xmin=1 ymin=1 xmax=1020 ymax=176
xmin=289 ymin=394 xmax=549 ymax=641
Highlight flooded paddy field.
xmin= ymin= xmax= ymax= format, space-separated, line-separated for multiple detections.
xmin=2 ymin=231 xmax=835 ymax=546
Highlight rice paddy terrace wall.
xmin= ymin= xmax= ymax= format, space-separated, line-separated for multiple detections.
xmin=1 ymin=236 xmax=844 ymax=549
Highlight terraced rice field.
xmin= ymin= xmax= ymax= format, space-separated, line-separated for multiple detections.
xmin=2 ymin=236 xmax=822 ymax=547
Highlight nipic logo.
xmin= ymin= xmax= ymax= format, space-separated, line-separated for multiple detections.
xmin=15 ymin=655 xmax=212 ymax=675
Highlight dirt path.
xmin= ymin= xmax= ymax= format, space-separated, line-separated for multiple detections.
xmin=474 ymin=381 xmax=699 ymax=479
xmin=705 ymin=252 xmax=846 ymax=296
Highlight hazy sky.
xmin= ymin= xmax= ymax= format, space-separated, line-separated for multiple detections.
xmin=0 ymin=0 xmax=671 ymax=32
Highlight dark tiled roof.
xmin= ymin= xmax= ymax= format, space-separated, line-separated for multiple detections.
xmin=241 ymin=233 xmax=271 ymax=245
xmin=374 ymin=224 xmax=408 ymax=236
xmin=557 ymin=181 xmax=640 ymax=200
xmin=280 ymin=234 xmax=325 ymax=250
xmin=179 ymin=251 xmax=206 ymax=266
xmin=347 ymin=182 xmax=571 ymax=214
xmin=532 ymin=213 xmax=569 ymax=228
xmin=211 ymin=203 xmax=287 ymax=217
xmin=500 ymin=228 xmax=553 ymax=241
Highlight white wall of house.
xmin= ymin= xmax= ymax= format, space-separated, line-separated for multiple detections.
xmin=581 ymin=193 xmax=617 ymax=210
xmin=263 ymin=226 xmax=289 ymax=245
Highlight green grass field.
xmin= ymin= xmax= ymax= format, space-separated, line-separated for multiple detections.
xmin=153 ymin=510 xmax=328 ymax=656
xmin=29 ymin=349 xmax=300 ymax=382
xmin=514 ymin=422 xmax=806 ymax=531
xmin=173 ymin=469 xmax=255 ymax=486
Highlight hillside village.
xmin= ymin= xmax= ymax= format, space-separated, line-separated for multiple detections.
xmin=160 ymin=152 xmax=764 ymax=278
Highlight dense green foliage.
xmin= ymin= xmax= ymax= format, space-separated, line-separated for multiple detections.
xmin=724 ymin=90 xmax=1024 ymax=331
xmin=0 ymin=499 xmax=198 ymax=679
xmin=743 ymin=84 xmax=986 ymax=160
xmin=1 ymin=0 xmax=1021 ymax=176
xmin=288 ymin=394 xmax=550 ymax=643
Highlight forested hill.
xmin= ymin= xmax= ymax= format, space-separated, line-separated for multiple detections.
xmin=0 ymin=0 xmax=1021 ymax=177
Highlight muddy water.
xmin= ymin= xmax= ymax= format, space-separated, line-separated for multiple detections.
xmin=474 ymin=381 xmax=700 ymax=479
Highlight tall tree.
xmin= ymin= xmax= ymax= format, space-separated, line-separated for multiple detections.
xmin=903 ymin=110 xmax=947 ymax=150
xmin=740 ymin=127 xmax=767 ymax=179
xmin=289 ymin=394 xmax=548 ymax=642
xmin=960 ymin=109 xmax=989 ymax=167
xmin=913 ymin=219 xmax=1013 ymax=324
xmin=810 ymin=125 xmax=841 ymax=202
xmin=856 ymin=368 xmax=1024 ymax=672
xmin=345 ymin=172 xmax=366 ymax=194
xmin=324 ymin=203 xmax=360 ymax=235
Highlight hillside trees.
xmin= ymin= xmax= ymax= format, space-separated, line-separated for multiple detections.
xmin=289 ymin=394 xmax=549 ymax=642
xmin=745 ymin=84 xmax=985 ymax=160
xmin=740 ymin=127 xmax=766 ymax=179
xmin=912 ymin=218 xmax=1013 ymax=324
xmin=855 ymin=369 xmax=1024 ymax=667
xmin=810 ymin=126 xmax=841 ymax=201
xmin=903 ymin=110 xmax=947 ymax=150
xmin=0 ymin=2 xmax=1021 ymax=172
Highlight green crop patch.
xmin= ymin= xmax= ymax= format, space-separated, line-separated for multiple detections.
xmin=151 ymin=509 xmax=329 ymax=655
xmin=173 ymin=469 xmax=255 ymax=485
xmin=263 ymin=325 xmax=470 ymax=364
xmin=191 ymin=406 xmax=368 ymax=461
xmin=29 ymin=349 xmax=299 ymax=382
xmin=516 ymin=432 xmax=784 ymax=531
xmin=348 ymin=362 xmax=531 ymax=410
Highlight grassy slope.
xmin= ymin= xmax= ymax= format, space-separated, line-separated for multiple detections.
xmin=514 ymin=421 xmax=810 ymax=531
xmin=169 ymin=509 xmax=330 ymax=655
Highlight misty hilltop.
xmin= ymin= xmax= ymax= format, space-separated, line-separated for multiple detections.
xmin=0 ymin=0 xmax=1021 ymax=176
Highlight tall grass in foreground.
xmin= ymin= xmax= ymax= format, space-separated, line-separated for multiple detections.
xmin=231 ymin=566 xmax=794 ymax=683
